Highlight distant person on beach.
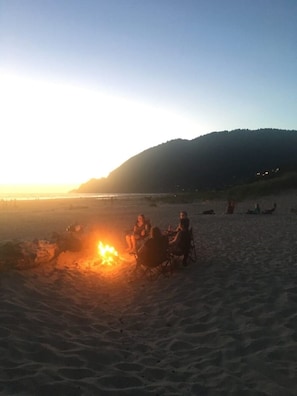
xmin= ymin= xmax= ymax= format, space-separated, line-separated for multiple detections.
xmin=202 ymin=209 xmax=215 ymax=215
xmin=136 ymin=226 xmax=168 ymax=268
xmin=246 ymin=203 xmax=261 ymax=214
xmin=262 ymin=202 xmax=277 ymax=214
xmin=125 ymin=214 xmax=151 ymax=253
xmin=226 ymin=200 xmax=235 ymax=214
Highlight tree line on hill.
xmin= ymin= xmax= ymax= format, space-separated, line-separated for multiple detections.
xmin=75 ymin=129 xmax=297 ymax=194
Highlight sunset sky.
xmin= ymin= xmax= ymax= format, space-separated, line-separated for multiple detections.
xmin=1 ymin=0 xmax=296 ymax=192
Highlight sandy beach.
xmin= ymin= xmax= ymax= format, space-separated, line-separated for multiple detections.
xmin=1 ymin=191 xmax=297 ymax=395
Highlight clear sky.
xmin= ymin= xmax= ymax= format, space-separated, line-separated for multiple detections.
xmin=1 ymin=0 xmax=296 ymax=192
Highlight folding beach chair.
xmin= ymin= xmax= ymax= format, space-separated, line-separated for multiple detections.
xmin=134 ymin=245 xmax=173 ymax=281
xmin=188 ymin=227 xmax=197 ymax=263
xmin=142 ymin=254 xmax=173 ymax=281
xmin=170 ymin=227 xmax=197 ymax=267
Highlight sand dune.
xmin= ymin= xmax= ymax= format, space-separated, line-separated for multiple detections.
xmin=1 ymin=192 xmax=297 ymax=395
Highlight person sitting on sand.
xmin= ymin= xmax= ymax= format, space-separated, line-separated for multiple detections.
xmin=136 ymin=226 xmax=168 ymax=268
xmin=168 ymin=218 xmax=191 ymax=265
xmin=246 ymin=203 xmax=261 ymax=214
xmin=126 ymin=214 xmax=151 ymax=253
xmin=262 ymin=203 xmax=277 ymax=214
xmin=202 ymin=209 xmax=215 ymax=215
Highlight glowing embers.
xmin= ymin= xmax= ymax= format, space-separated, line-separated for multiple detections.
xmin=97 ymin=241 xmax=119 ymax=266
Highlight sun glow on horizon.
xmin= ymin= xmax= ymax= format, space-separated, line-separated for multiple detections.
xmin=0 ymin=70 xmax=200 ymax=187
xmin=0 ymin=183 xmax=78 ymax=194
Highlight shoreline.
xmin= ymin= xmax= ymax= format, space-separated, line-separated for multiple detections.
xmin=0 ymin=191 xmax=180 ymax=202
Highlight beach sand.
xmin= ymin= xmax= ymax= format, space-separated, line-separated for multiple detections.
xmin=1 ymin=192 xmax=297 ymax=395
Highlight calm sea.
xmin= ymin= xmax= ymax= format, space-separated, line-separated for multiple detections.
xmin=0 ymin=192 xmax=167 ymax=201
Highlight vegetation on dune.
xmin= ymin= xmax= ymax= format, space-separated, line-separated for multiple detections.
xmin=226 ymin=171 xmax=297 ymax=201
xmin=139 ymin=170 xmax=297 ymax=205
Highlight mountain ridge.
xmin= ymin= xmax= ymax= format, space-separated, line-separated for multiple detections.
xmin=75 ymin=129 xmax=297 ymax=193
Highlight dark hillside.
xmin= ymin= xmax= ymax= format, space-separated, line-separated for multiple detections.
xmin=76 ymin=129 xmax=297 ymax=193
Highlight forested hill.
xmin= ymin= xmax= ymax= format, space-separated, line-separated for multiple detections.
xmin=75 ymin=129 xmax=297 ymax=193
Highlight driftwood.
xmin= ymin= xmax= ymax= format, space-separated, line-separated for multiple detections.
xmin=0 ymin=224 xmax=86 ymax=271
xmin=0 ymin=240 xmax=58 ymax=270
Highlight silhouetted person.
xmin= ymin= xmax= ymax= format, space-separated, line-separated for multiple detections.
xmin=167 ymin=210 xmax=190 ymax=236
xmin=136 ymin=226 xmax=168 ymax=268
xmin=247 ymin=203 xmax=261 ymax=214
xmin=226 ymin=200 xmax=235 ymax=214
xmin=168 ymin=218 xmax=191 ymax=266
xmin=126 ymin=214 xmax=151 ymax=253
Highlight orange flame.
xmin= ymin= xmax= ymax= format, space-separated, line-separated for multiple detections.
xmin=97 ymin=241 xmax=119 ymax=266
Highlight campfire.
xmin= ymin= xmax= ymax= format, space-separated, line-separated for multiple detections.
xmin=97 ymin=241 xmax=119 ymax=266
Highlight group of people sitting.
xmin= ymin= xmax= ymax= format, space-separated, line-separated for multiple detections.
xmin=125 ymin=211 xmax=192 ymax=268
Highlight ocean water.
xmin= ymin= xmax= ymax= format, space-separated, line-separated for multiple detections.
xmin=0 ymin=191 xmax=167 ymax=201
xmin=0 ymin=192 xmax=108 ymax=201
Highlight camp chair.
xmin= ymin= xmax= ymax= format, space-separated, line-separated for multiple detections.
xmin=135 ymin=247 xmax=173 ymax=281
xmin=188 ymin=227 xmax=197 ymax=263
xmin=170 ymin=227 xmax=197 ymax=267
xmin=143 ymin=254 xmax=172 ymax=281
